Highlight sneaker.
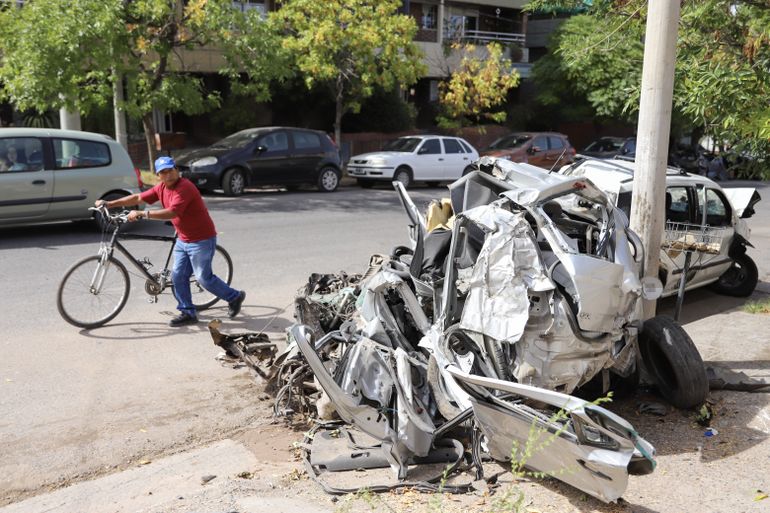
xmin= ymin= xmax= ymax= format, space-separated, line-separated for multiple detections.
xmin=228 ymin=291 xmax=246 ymax=319
xmin=169 ymin=312 xmax=198 ymax=327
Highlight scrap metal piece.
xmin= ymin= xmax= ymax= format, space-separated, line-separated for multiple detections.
xmin=292 ymin=325 xmax=434 ymax=480
xmin=207 ymin=319 xmax=276 ymax=379
xmin=445 ymin=365 xmax=656 ymax=503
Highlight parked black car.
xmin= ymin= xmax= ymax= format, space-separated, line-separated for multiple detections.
xmin=176 ymin=127 xmax=342 ymax=195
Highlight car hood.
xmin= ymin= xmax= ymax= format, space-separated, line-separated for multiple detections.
xmin=349 ymin=151 xmax=410 ymax=162
xmin=176 ymin=146 xmax=235 ymax=164
xmin=723 ymin=188 xmax=761 ymax=218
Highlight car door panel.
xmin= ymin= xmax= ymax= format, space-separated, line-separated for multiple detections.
xmin=0 ymin=136 xmax=53 ymax=221
xmin=415 ymin=138 xmax=443 ymax=180
xmin=528 ymin=136 xmax=549 ymax=167
xmin=290 ymin=130 xmax=325 ymax=182
xmin=51 ymin=137 xmax=119 ymax=218
xmin=248 ymin=131 xmax=290 ymax=184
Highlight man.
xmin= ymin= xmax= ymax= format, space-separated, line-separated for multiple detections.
xmin=95 ymin=156 xmax=245 ymax=327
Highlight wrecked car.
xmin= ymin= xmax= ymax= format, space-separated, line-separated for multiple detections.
xmin=224 ymin=157 xmax=712 ymax=503
xmin=560 ymin=157 xmax=761 ymax=298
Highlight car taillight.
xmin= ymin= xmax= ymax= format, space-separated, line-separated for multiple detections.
xmin=133 ymin=167 xmax=144 ymax=188
xmin=569 ymin=147 xmax=576 ymax=156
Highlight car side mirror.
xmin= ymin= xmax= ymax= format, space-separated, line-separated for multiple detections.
xmin=418 ymin=146 xmax=428 ymax=155
xmin=529 ymin=146 xmax=542 ymax=154
xmin=255 ymin=145 xmax=267 ymax=155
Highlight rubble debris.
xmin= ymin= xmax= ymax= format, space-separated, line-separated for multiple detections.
xmin=211 ymin=160 xmax=721 ymax=503
xmin=208 ymin=320 xmax=276 ymax=380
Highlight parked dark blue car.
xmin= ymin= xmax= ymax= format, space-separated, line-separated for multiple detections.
xmin=176 ymin=127 xmax=342 ymax=196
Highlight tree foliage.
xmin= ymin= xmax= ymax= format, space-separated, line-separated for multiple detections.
xmin=0 ymin=0 xmax=285 ymax=167
xmin=528 ymin=0 xmax=770 ymax=160
xmin=437 ymin=42 xmax=520 ymax=128
xmin=273 ymin=0 xmax=425 ymax=143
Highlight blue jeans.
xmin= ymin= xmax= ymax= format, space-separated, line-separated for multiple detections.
xmin=172 ymin=237 xmax=238 ymax=317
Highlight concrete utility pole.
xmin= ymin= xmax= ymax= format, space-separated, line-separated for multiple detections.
xmin=58 ymin=108 xmax=81 ymax=131
xmin=113 ymin=72 xmax=129 ymax=149
xmin=630 ymin=0 xmax=681 ymax=319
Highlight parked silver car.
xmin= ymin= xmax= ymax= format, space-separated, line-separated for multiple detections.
xmin=0 ymin=128 xmax=142 ymax=228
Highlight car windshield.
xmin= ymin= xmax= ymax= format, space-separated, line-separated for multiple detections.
xmin=383 ymin=138 xmax=421 ymax=152
xmin=585 ymin=139 xmax=623 ymax=152
xmin=487 ymin=134 xmax=531 ymax=150
xmin=211 ymin=129 xmax=262 ymax=149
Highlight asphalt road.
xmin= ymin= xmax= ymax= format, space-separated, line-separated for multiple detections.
xmin=0 ymin=183 xmax=442 ymax=503
xmin=1 ymin=179 xmax=768 ymax=506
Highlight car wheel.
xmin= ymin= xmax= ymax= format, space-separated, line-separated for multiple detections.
xmin=638 ymin=315 xmax=708 ymax=409
xmin=709 ymin=253 xmax=758 ymax=297
xmin=317 ymin=167 xmax=340 ymax=192
xmin=222 ymin=168 xmax=245 ymax=196
xmin=357 ymin=179 xmax=375 ymax=189
xmin=394 ymin=166 xmax=412 ymax=188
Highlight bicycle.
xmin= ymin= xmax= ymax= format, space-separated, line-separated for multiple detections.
xmin=57 ymin=205 xmax=233 ymax=329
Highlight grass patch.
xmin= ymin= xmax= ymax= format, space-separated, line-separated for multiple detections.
xmin=140 ymin=170 xmax=158 ymax=186
xmin=743 ymin=297 xmax=770 ymax=314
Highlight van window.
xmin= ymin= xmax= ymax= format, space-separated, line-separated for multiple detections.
xmin=0 ymin=137 xmax=44 ymax=172
xmin=53 ymin=139 xmax=111 ymax=169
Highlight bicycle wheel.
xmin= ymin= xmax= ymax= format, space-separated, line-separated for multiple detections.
xmin=57 ymin=255 xmax=130 ymax=329
xmin=190 ymin=245 xmax=234 ymax=311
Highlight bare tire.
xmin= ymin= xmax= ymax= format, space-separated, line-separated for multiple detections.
xmin=317 ymin=167 xmax=340 ymax=192
xmin=222 ymin=168 xmax=246 ymax=196
xmin=357 ymin=179 xmax=375 ymax=188
xmin=639 ymin=315 xmax=708 ymax=409
xmin=427 ymin=354 xmax=462 ymax=420
xmin=394 ymin=167 xmax=412 ymax=189
xmin=57 ymin=255 xmax=130 ymax=329
xmin=710 ymin=253 xmax=758 ymax=297
xmin=173 ymin=245 xmax=233 ymax=311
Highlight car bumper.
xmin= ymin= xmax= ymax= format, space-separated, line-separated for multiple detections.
xmin=347 ymin=166 xmax=394 ymax=179
xmin=180 ymin=168 xmax=220 ymax=190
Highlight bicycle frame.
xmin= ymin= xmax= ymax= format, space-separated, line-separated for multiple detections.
xmin=92 ymin=222 xmax=178 ymax=294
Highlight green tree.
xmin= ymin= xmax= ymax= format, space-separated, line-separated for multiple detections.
xmin=0 ymin=0 xmax=285 ymax=169
xmin=273 ymin=0 xmax=425 ymax=144
xmin=437 ymin=42 xmax=520 ymax=128
xmin=527 ymin=0 xmax=770 ymax=161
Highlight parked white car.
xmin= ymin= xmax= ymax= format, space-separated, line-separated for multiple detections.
xmin=560 ymin=157 xmax=761 ymax=298
xmin=346 ymin=135 xmax=479 ymax=188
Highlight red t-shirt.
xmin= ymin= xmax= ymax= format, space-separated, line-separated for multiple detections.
xmin=140 ymin=178 xmax=217 ymax=242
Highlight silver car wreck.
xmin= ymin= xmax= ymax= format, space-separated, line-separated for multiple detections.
xmin=257 ymin=158 xmax=709 ymax=502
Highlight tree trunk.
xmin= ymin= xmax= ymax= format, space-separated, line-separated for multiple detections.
xmin=333 ymin=76 xmax=344 ymax=155
xmin=142 ymin=112 xmax=157 ymax=173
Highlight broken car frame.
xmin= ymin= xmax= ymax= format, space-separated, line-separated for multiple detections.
xmin=218 ymin=157 xmax=709 ymax=503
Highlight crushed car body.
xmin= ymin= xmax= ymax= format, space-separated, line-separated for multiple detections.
xmin=221 ymin=157 xmax=717 ymax=503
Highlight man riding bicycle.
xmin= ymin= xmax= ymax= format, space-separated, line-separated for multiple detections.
xmin=95 ymin=156 xmax=245 ymax=327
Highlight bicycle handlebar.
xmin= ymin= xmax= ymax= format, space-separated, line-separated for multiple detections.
xmin=90 ymin=205 xmax=131 ymax=224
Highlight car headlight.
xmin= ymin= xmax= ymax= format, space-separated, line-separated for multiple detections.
xmin=368 ymin=159 xmax=386 ymax=165
xmin=191 ymin=156 xmax=218 ymax=168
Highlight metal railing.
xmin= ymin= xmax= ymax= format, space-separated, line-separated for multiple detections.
xmin=444 ymin=28 xmax=525 ymax=45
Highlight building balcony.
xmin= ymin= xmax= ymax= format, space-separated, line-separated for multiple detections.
xmin=443 ymin=28 xmax=525 ymax=45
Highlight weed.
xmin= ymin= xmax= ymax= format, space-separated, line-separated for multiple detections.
xmin=744 ymin=298 xmax=770 ymax=314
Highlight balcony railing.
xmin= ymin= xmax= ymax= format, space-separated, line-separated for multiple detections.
xmin=444 ymin=28 xmax=525 ymax=45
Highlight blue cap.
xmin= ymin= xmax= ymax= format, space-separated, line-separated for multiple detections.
xmin=154 ymin=156 xmax=176 ymax=173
